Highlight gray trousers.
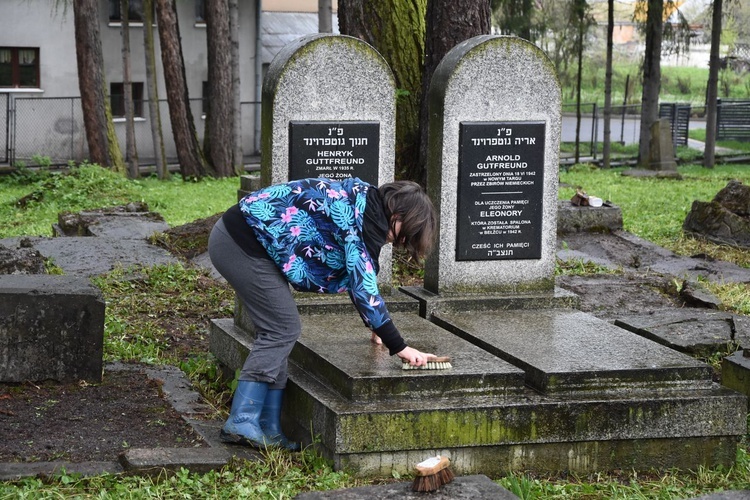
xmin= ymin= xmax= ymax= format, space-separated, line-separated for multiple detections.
xmin=208 ymin=219 xmax=301 ymax=389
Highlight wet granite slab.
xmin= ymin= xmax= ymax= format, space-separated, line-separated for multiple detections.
xmin=400 ymin=286 xmax=579 ymax=318
xmin=210 ymin=310 xmax=746 ymax=476
xmin=431 ymin=309 xmax=713 ymax=394
xmin=615 ymin=309 xmax=738 ymax=357
xmin=293 ymin=312 xmax=526 ymax=402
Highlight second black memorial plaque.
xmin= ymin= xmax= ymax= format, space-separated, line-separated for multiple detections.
xmin=456 ymin=121 xmax=545 ymax=261
xmin=289 ymin=121 xmax=380 ymax=185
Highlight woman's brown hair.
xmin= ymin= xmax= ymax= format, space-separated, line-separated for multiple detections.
xmin=379 ymin=181 xmax=438 ymax=261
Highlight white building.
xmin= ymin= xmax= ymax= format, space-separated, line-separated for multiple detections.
xmin=0 ymin=0 xmax=336 ymax=167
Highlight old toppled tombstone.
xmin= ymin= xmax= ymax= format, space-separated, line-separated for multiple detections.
xmin=54 ymin=202 xmax=168 ymax=239
xmin=0 ymin=274 xmax=105 ymax=383
xmin=0 ymin=240 xmax=46 ymax=274
xmin=683 ymin=179 xmax=750 ymax=248
xmin=622 ymin=118 xmax=682 ymax=179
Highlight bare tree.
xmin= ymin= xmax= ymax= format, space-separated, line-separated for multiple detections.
xmin=637 ymin=0 xmax=664 ymax=167
xmin=229 ymin=0 xmax=243 ymax=171
xmin=339 ymin=0 xmax=427 ymax=182
xmin=492 ymin=0 xmax=534 ymax=40
xmin=155 ymin=0 xmax=210 ymax=178
xmin=704 ymin=0 xmax=724 ymax=169
xmin=204 ymin=0 xmax=236 ymax=176
xmin=141 ymin=0 xmax=168 ymax=179
xmin=571 ymin=0 xmax=590 ymax=164
xmin=602 ymin=0 xmax=614 ymax=169
xmin=319 ymin=0 xmax=333 ymax=33
xmin=73 ymin=0 xmax=124 ymax=172
xmin=121 ymin=0 xmax=139 ymax=178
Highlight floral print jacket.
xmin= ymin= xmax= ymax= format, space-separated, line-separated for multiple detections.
xmin=239 ymin=177 xmax=397 ymax=340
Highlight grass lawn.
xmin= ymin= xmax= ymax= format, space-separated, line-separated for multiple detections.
xmin=2 ymin=163 xmax=750 ymax=498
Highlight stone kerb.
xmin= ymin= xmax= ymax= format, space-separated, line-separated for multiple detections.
xmin=260 ymin=33 xmax=396 ymax=286
xmin=424 ymin=35 xmax=561 ymax=295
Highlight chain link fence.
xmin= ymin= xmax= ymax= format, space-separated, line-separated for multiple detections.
xmin=1 ymin=94 xmax=261 ymax=168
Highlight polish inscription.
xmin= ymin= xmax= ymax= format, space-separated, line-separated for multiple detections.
xmin=456 ymin=122 xmax=545 ymax=261
xmin=289 ymin=121 xmax=380 ymax=185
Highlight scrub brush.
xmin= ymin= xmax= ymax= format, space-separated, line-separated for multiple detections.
xmin=411 ymin=455 xmax=455 ymax=492
xmin=402 ymin=356 xmax=452 ymax=370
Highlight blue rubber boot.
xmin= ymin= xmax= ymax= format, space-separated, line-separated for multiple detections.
xmin=260 ymin=389 xmax=301 ymax=452
xmin=220 ymin=381 xmax=273 ymax=448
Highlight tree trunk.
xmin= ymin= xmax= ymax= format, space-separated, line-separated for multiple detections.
xmin=73 ymin=0 xmax=124 ymax=172
xmin=229 ymin=0 xmax=243 ymax=171
xmin=602 ymin=0 xmax=614 ymax=169
xmin=637 ymin=0 xmax=663 ymax=167
xmin=121 ymin=0 xmax=139 ymax=178
xmin=204 ymin=0 xmax=235 ymax=176
xmin=155 ymin=0 xmax=209 ymax=178
xmin=319 ymin=0 xmax=333 ymax=33
xmin=704 ymin=0 xmax=723 ymax=169
xmin=339 ymin=0 xmax=427 ymax=182
xmin=494 ymin=0 xmax=533 ymax=40
xmin=418 ymin=0 xmax=491 ymax=184
xmin=573 ymin=0 xmax=585 ymax=164
xmin=141 ymin=0 xmax=168 ymax=179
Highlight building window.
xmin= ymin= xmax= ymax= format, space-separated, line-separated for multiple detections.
xmin=109 ymin=0 xmax=147 ymax=23
xmin=110 ymin=82 xmax=144 ymax=118
xmin=195 ymin=0 xmax=206 ymax=23
xmin=0 ymin=47 xmax=40 ymax=88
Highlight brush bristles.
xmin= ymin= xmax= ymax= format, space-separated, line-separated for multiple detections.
xmin=411 ymin=467 xmax=455 ymax=492
xmin=402 ymin=361 xmax=452 ymax=370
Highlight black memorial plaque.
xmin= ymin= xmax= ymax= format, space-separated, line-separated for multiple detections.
xmin=456 ymin=121 xmax=546 ymax=261
xmin=289 ymin=121 xmax=380 ymax=185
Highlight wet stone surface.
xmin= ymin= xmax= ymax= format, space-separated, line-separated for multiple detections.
xmin=431 ymin=309 xmax=713 ymax=394
xmin=294 ymin=312 xmax=526 ymax=402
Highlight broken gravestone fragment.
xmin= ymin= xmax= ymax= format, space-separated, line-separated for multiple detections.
xmin=54 ymin=202 xmax=165 ymax=237
xmin=683 ymin=180 xmax=750 ymax=248
xmin=0 ymin=240 xmax=46 ymax=274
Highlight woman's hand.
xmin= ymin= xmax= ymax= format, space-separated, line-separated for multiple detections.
xmin=397 ymin=346 xmax=436 ymax=367
xmin=370 ymin=331 xmax=383 ymax=345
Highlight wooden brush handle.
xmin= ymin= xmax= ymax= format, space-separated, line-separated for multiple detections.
xmin=402 ymin=355 xmax=451 ymax=364
xmin=415 ymin=455 xmax=450 ymax=476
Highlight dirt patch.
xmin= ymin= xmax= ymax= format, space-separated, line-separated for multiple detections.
xmin=152 ymin=213 xmax=223 ymax=261
xmin=0 ymin=366 xmax=205 ymax=463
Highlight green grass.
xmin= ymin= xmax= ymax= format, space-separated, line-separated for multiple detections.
xmin=0 ymin=447 xmax=369 ymax=498
xmin=0 ymin=164 xmax=238 ymax=238
xmin=689 ymin=129 xmax=750 ymax=153
xmin=3 ymin=163 xmax=750 ymax=497
xmin=560 ymin=58 xmax=750 ymax=108
xmin=560 ymin=163 xmax=750 ymax=248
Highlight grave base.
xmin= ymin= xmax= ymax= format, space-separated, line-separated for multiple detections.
xmin=210 ymin=305 xmax=746 ymax=476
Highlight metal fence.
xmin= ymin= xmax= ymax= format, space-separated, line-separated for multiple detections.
xmin=0 ymin=93 xmax=8 ymax=164
xmin=659 ymin=102 xmax=691 ymax=147
xmin=1 ymin=94 xmax=261 ymax=168
xmin=561 ymin=102 xmax=642 ymax=159
xmin=717 ymin=99 xmax=750 ymax=141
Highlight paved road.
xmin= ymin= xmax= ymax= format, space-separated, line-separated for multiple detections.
xmin=561 ymin=113 xmax=706 ymax=146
